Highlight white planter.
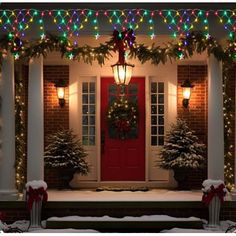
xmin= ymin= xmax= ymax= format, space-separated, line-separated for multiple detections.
xmin=207 ymin=196 xmax=221 ymax=229
xmin=28 ymin=200 xmax=42 ymax=230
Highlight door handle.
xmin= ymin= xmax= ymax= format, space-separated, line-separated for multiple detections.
xmin=101 ymin=130 xmax=105 ymax=154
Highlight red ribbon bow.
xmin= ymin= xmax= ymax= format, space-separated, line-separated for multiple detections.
xmin=115 ymin=120 xmax=131 ymax=133
xmin=112 ymin=29 xmax=136 ymax=53
xmin=202 ymin=183 xmax=225 ymax=206
xmin=26 ymin=186 xmax=48 ymax=211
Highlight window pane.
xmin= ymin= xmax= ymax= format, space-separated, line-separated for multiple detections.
xmin=158 ymin=126 xmax=164 ymax=135
xmin=89 ymin=126 xmax=95 ymax=135
xmin=158 ymin=136 xmax=164 ymax=146
xmin=158 ymin=105 xmax=164 ymax=114
xmin=151 ymin=136 xmax=157 ymax=146
xmin=151 ymin=94 xmax=157 ymax=104
xmin=151 ymin=105 xmax=157 ymax=114
xmin=151 ymin=82 xmax=157 ymax=93
xmin=82 ymin=83 xmax=88 ymax=93
xmin=90 ymin=116 xmax=95 ymax=125
xmin=89 ymin=82 xmax=95 ymax=93
xmin=158 ymin=82 xmax=164 ymax=93
xmin=83 ymin=126 xmax=88 ymax=135
xmin=83 ymin=105 xmax=88 ymax=114
xmin=90 ymin=94 xmax=95 ymax=104
xmin=151 ymin=116 xmax=157 ymax=125
xmin=158 ymin=116 xmax=164 ymax=125
xmin=82 ymin=116 xmax=88 ymax=125
xmin=158 ymin=94 xmax=164 ymax=104
xmin=151 ymin=126 xmax=157 ymax=135
xmin=89 ymin=105 xmax=95 ymax=114
xmin=82 ymin=94 xmax=88 ymax=104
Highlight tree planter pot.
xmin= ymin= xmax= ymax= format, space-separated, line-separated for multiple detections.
xmin=45 ymin=168 xmax=75 ymax=189
xmin=173 ymin=168 xmax=192 ymax=190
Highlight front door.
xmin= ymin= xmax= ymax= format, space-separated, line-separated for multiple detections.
xmin=101 ymin=77 xmax=145 ymax=181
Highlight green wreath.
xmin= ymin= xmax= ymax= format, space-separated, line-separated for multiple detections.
xmin=107 ymin=97 xmax=138 ymax=138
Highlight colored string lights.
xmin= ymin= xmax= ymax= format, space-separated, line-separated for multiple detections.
xmin=0 ymin=9 xmax=235 ymax=41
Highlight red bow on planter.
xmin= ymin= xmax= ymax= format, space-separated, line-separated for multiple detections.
xmin=26 ymin=186 xmax=48 ymax=211
xmin=202 ymin=183 xmax=226 ymax=206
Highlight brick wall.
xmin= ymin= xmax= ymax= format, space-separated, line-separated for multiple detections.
xmin=43 ymin=65 xmax=69 ymax=188
xmin=177 ymin=65 xmax=208 ymax=188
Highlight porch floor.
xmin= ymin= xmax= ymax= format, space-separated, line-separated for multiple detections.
xmin=47 ymin=189 xmax=203 ymax=202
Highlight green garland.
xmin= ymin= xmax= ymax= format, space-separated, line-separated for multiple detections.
xmin=0 ymin=31 xmax=236 ymax=66
xmin=107 ymin=97 xmax=138 ymax=139
xmin=15 ymin=68 xmax=26 ymax=193
xmin=223 ymin=63 xmax=235 ymax=190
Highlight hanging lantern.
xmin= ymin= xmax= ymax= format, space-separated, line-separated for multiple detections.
xmin=111 ymin=29 xmax=135 ymax=86
xmin=54 ymin=81 xmax=67 ymax=107
xmin=111 ymin=62 xmax=134 ymax=86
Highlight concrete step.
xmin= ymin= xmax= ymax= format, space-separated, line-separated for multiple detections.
xmin=46 ymin=215 xmax=203 ymax=232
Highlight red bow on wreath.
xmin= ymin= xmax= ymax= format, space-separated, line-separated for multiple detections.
xmin=202 ymin=183 xmax=225 ymax=206
xmin=115 ymin=120 xmax=131 ymax=133
xmin=112 ymin=29 xmax=136 ymax=53
xmin=26 ymin=186 xmax=48 ymax=211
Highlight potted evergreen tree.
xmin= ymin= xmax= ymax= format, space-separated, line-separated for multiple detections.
xmin=44 ymin=129 xmax=89 ymax=189
xmin=160 ymin=118 xmax=206 ymax=190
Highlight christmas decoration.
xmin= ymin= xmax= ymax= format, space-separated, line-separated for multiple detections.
xmin=223 ymin=63 xmax=234 ymax=190
xmin=44 ymin=129 xmax=89 ymax=174
xmin=107 ymin=97 xmax=138 ymax=139
xmin=202 ymin=180 xmax=227 ymax=205
xmin=160 ymin=118 xmax=206 ymax=170
xmin=15 ymin=67 xmax=26 ymax=193
xmin=0 ymin=31 xmax=236 ymax=68
xmin=0 ymin=9 xmax=236 ymax=40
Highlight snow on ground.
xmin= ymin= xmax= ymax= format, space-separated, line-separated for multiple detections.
xmin=47 ymin=189 xmax=204 ymax=201
xmin=6 ymin=219 xmax=236 ymax=233
xmin=46 ymin=189 xmax=232 ymax=201
xmin=48 ymin=215 xmax=200 ymax=222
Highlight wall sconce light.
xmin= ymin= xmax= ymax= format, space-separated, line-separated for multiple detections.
xmin=55 ymin=81 xmax=67 ymax=107
xmin=181 ymin=78 xmax=194 ymax=108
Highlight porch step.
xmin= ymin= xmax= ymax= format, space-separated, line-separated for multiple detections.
xmin=46 ymin=215 xmax=203 ymax=232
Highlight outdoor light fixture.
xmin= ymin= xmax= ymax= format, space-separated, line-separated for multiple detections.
xmin=181 ymin=78 xmax=194 ymax=108
xmin=111 ymin=62 xmax=134 ymax=86
xmin=55 ymin=81 xmax=67 ymax=107
xmin=111 ymin=29 xmax=135 ymax=86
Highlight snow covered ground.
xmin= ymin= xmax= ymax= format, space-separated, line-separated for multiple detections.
xmin=47 ymin=189 xmax=204 ymax=201
xmin=5 ymin=217 xmax=236 ymax=233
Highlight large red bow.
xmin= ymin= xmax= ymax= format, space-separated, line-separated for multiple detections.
xmin=112 ymin=29 xmax=136 ymax=53
xmin=26 ymin=186 xmax=48 ymax=211
xmin=202 ymin=183 xmax=225 ymax=206
xmin=115 ymin=120 xmax=131 ymax=133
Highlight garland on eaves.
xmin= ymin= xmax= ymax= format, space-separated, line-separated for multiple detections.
xmin=223 ymin=63 xmax=235 ymax=191
xmin=0 ymin=30 xmax=236 ymax=66
xmin=15 ymin=70 xmax=26 ymax=193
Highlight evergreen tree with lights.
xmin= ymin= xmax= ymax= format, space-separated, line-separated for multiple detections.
xmin=160 ymin=118 xmax=206 ymax=171
xmin=44 ymin=129 xmax=89 ymax=175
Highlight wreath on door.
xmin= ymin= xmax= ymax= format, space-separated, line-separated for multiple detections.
xmin=107 ymin=97 xmax=138 ymax=139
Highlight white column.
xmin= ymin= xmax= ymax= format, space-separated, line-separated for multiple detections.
xmin=0 ymin=52 xmax=17 ymax=199
xmin=27 ymin=56 xmax=44 ymax=181
xmin=207 ymin=55 xmax=224 ymax=180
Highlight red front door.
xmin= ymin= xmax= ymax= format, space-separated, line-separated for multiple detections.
xmin=101 ymin=77 xmax=145 ymax=181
